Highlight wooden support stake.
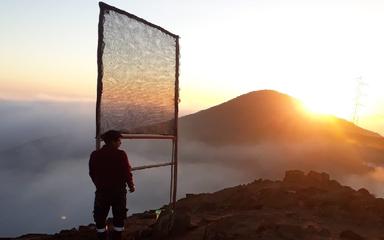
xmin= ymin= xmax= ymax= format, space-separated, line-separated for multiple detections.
xmin=132 ymin=162 xmax=173 ymax=171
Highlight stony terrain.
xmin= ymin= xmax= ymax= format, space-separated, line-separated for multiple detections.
xmin=12 ymin=170 xmax=384 ymax=240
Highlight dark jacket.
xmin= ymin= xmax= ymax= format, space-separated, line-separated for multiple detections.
xmin=89 ymin=145 xmax=134 ymax=190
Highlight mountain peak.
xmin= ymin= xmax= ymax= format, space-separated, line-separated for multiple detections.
xmin=180 ymin=90 xmax=309 ymax=144
xmin=212 ymin=89 xmax=300 ymax=111
xmin=234 ymin=89 xmax=294 ymax=99
xmin=180 ymin=89 xmax=384 ymax=146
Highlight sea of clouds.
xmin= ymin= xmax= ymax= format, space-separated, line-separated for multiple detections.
xmin=1 ymin=100 xmax=384 ymax=237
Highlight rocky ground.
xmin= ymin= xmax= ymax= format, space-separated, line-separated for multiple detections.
xmin=12 ymin=170 xmax=384 ymax=240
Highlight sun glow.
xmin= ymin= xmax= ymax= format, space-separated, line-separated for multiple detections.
xmin=299 ymin=97 xmax=353 ymax=120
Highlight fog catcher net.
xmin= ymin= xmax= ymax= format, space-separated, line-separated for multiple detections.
xmin=97 ymin=2 xmax=179 ymax=136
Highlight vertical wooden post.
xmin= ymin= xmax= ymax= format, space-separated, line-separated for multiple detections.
xmin=172 ymin=37 xmax=180 ymax=209
xmin=169 ymin=140 xmax=174 ymax=204
xmin=96 ymin=2 xmax=105 ymax=150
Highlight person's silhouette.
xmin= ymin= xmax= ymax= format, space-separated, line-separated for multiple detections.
xmin=89 ymin=130 xmax=135 ymax=240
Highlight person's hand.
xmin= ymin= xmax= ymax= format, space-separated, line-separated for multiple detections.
xmin=129 ymin=186 xmax=135 ymax=193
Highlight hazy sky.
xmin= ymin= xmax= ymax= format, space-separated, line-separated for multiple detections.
xmin=1 ymin=0 xmax=384 ymax=134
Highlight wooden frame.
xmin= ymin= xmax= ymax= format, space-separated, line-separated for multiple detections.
xmin=96 ymin=1 xmax=180 ymax=209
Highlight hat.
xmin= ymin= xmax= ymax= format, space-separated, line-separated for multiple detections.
xmin=101 ymin=130 xmax=123 ymax=142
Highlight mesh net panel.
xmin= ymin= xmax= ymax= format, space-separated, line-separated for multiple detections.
xmin=99 ymin=8 xmax=177 ymax=135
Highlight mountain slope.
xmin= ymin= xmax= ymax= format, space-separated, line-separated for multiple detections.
xmin=180 ymin=89 xmax=384 ymax=148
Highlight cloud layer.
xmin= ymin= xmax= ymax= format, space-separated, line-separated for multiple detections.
xmin=1 ymin=100 xmax=384 ymax=237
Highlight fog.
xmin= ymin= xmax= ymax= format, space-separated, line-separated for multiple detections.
xmin=1 ymin=100 xmax=384 ymax=237
xmin=0 ymin=100 xmax=250 ymax=237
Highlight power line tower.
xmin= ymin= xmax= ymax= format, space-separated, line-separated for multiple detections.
xmin=352 ymin=76 xmax=366 ymax=125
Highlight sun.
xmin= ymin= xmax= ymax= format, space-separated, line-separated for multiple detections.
xmin=302 ymin=99 xmax=335 ymax=115
xmin=299 ymin=97 xmax=352 ymax=120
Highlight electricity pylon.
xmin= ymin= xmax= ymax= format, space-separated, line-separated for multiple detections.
xmin=352 ymin=76 xmax=366 ymax=125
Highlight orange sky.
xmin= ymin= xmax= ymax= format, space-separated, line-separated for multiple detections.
xmin=1 ymin=0 xmax=384 ymax=135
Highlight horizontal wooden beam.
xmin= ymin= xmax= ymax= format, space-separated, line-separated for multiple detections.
xmin=132 ymin=162 xmax=173 ymax=171
xmin=121 ymin=134 xmax=176 ymax=140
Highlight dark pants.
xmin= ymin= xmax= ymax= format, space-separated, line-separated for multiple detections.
xmin=93 ymin=188 xmax=127 ymax=230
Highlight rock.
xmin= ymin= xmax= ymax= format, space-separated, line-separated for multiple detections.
xmin=307 ymin=171 xmax=330 ymax=184
xmin=88 ymin=223 xmax=96 ymax=229
xmin=15 ymin=234 xmax=51 ymax=239
xmin=357 ymin=188 xmax=373 ymax=199
xmin=284 ymin=170 xmax=333 ymax=189
xmin=283 ymin=170 xmax=306 ymax=184
xmin=78 ymin=225 xmax=91 ymax=232
xmin=171 ymin=212 xmax=193 ymax=234
xmin=150 ymin=210 xmax=195 ymax=238
xmin=132 ymin=210 xmax=157 ymax=219
xmin=186 ymin=193 xmax=197 ymax=198
xmin=328 ymin=179 xmax=342 ymax=190
xmin=304 ymin=223 xmax=331 ymax=237
xmin=151 ymin=208 xmax=174 ymax=238
xmin=59 ymin=228 xmax=77 ymax=235
xmin=340 ymin=230 xmax=365 ymax=240
xmin=276 ymin=224 xmax=305 ymax=239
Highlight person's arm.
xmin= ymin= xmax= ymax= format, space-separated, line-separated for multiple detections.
xmin=122 ymin=151 xmax=135 ymax=192
xmin=89 ymin=152 xmax=96 ymax=185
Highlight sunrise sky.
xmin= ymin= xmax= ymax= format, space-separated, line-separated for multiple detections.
xmin=1 ymin=0 xmax=384 ymax=135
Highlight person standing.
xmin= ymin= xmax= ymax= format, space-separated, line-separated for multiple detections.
xmin=89 ymin=130 xmax=135 ymax=240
